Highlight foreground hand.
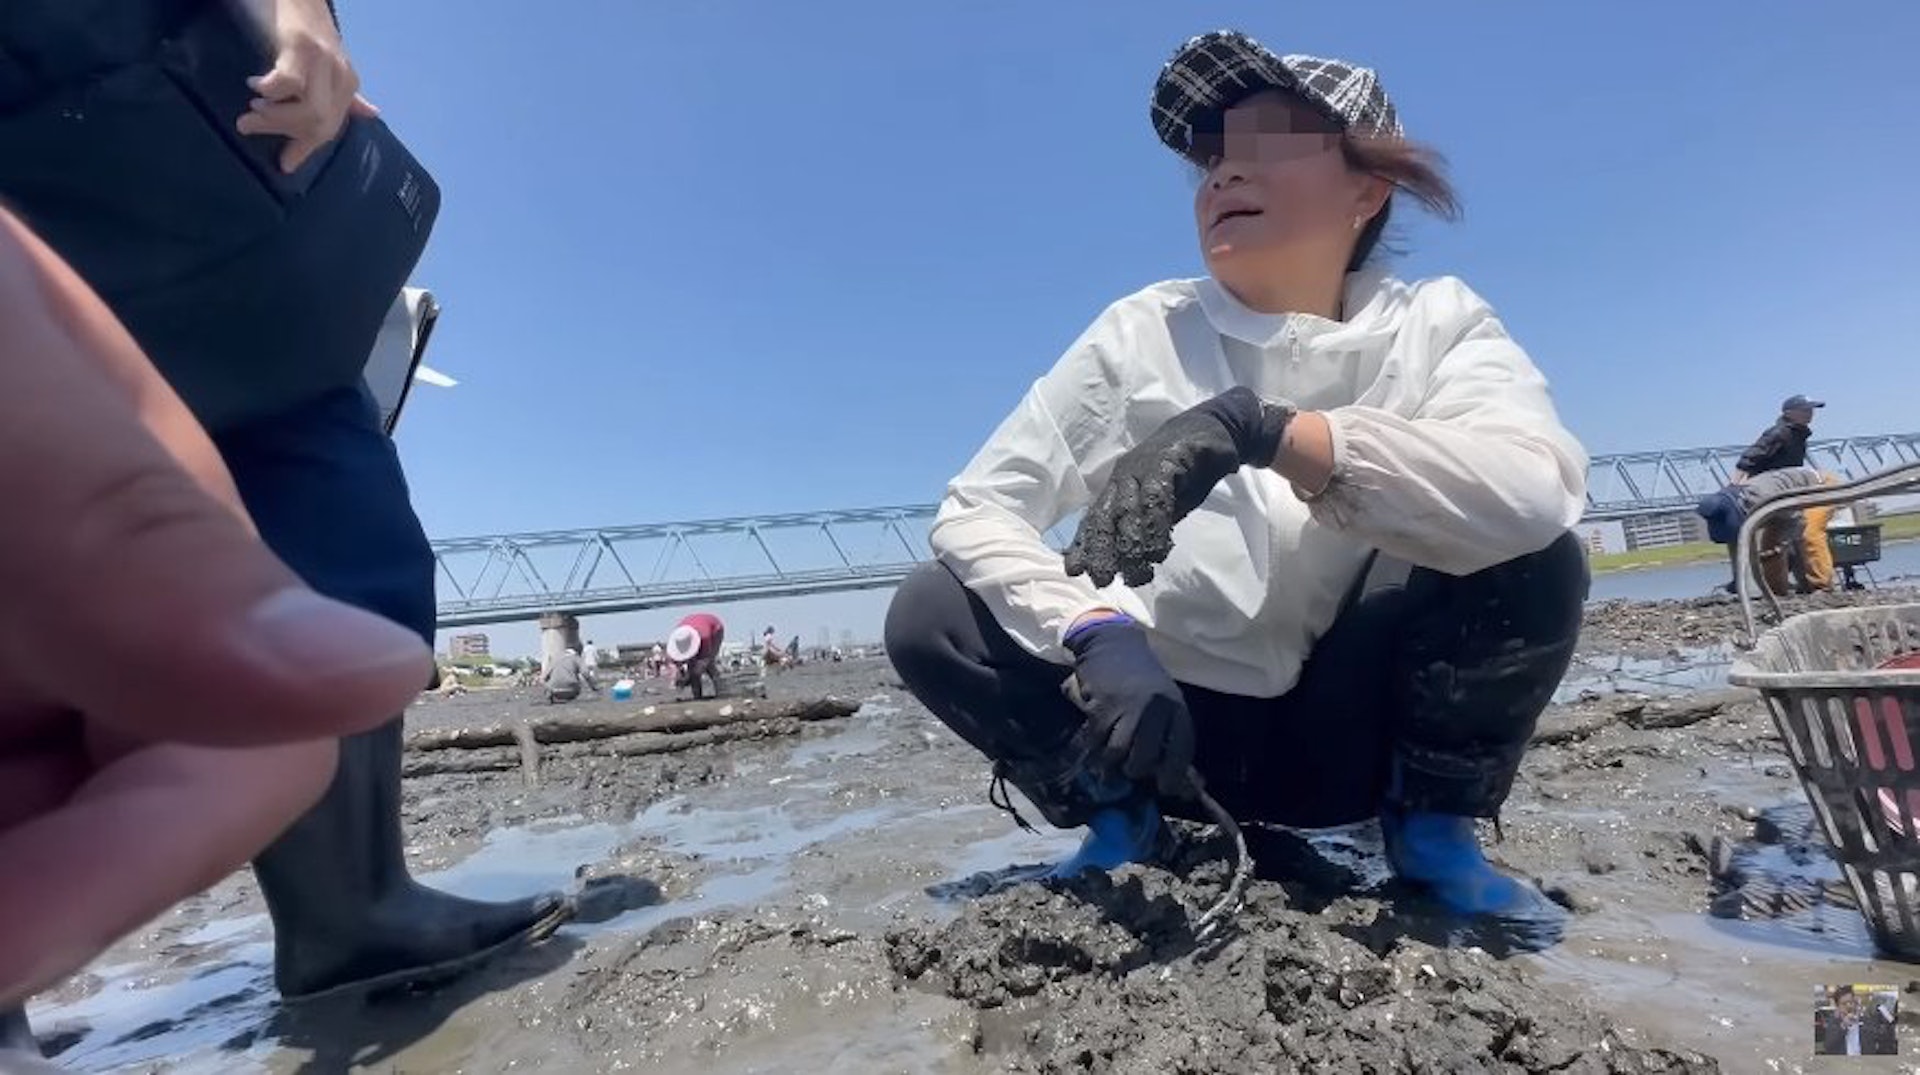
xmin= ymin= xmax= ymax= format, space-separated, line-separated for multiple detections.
xmin=1063 ymin=387 xmax=1292 ymax=588
xmin=235 ymin=0 xmax=379 ymax=173
xmin=0 ymin=211 xmax=430 ymax=1006
xmin=1063 ymin=618 xmax=1195 ymax=798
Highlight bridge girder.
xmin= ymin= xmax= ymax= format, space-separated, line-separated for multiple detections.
xmin=434 ymin=433 xmax=1920 ymax=626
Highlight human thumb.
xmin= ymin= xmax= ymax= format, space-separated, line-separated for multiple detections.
xmin=0 ymin=212 xmax=430 ymax=745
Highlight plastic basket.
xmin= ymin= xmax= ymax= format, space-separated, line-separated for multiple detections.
xmin=1729 ymin=604 xmax=1920 ymax=957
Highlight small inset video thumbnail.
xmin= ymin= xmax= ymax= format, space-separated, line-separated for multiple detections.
xmin=1815 ymin=983 xmax=1899 ymax=1056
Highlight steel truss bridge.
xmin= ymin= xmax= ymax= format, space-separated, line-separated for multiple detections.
xmin=434 ymin=432 xmax=1920 ymax=627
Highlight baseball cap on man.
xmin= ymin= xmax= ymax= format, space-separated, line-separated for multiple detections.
xmin=1151 ymin=30 xmax=1402 ymax=160
xmin=1781 ymin=394 xmax=1825 ymax=412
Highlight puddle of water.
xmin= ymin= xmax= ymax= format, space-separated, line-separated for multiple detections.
xmin=174 ymin=914 xmax=268 ymax=950
xmin=31 ymin=945 xmax=275 ymax=1074
xmin=785 ymin=722 xmax=892 ymax=768
xmin=27 ymin=761 xmax=912 ymax=1073
xmin=423 ymin=821 xmax=628 ymax=903
xmin=944 ymin=821 xmax=1083 ymax=880
xmin=630 ymin=797 xmax=899 ymax=865
xmin=576 ymin=865 xmax=788 ymax=939
xmin=1555 ymin=643 xmax=1735 ymax=703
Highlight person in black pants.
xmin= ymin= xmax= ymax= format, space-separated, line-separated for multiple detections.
xmin=888 ymin=538 xmax=1588 ymax=915
xmin=0 ymin=0 xmax=567 ymax=1056
xmin=886 ymin=30 xmax=1591 ymax=939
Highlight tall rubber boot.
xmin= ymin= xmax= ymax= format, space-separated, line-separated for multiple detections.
xmin=0 ymin=1006 xmax=59 ymax=1074
xmin=0 ymin=1006 xmax=40 ymax=1057
xmin=251 ymin=719 xmax=573 ymax=1002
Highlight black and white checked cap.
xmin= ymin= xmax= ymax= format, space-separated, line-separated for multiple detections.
xmin=1151 ymin=30 xmax=1402 ymax=158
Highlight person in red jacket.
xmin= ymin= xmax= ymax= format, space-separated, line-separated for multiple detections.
xmin=667 ymin=613 xmax=727 ymax=700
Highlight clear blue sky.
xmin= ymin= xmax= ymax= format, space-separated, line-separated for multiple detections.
xmin=336 ymin=1 xmax=1920 ymax=654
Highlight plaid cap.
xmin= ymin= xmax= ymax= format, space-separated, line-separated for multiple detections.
xmin=1151 ymin=30 xmax=1402 ymax=159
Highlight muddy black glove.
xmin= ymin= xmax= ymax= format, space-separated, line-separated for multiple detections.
xmin=1064 ymin=387 xmax=1295 ymax=588
xmin=1063 ymin=616 xmax=1196 ymax=798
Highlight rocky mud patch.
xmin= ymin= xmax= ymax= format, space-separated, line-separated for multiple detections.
xmin=887 ymin=862 xmax=1718 ymax=1074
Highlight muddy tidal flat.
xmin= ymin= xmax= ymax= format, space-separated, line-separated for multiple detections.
xmin=24 ymin=588 xmax=1920 ymax=1074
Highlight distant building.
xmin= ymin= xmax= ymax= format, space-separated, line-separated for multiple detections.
xmin=449 ymin=633 xmax=491 ymax=659
xmin=1621 ymin=511 xmax=1710 ymax=551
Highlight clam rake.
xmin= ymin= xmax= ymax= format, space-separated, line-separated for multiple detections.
xmin=1061 ymin=676 xmax=1253 ymax=943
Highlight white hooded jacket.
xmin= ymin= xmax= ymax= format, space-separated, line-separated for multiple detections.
xmin=929 ymin=268 xmax=1589 ymax=699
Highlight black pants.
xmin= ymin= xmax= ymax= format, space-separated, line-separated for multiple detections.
xmin=884 ymin=533 xmax=1588 ymax=829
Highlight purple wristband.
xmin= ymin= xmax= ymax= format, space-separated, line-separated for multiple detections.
xmin=1064 ymin=611 xmax=1133 ymax=646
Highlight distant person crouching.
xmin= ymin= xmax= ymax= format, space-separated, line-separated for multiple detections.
xmin=1699 ymin=466 xmax=1826 ymax=594
xmin=544 ymin=648 xmax=596 ymax=704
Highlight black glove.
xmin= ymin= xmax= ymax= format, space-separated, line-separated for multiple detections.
xmin=1064 ymin=387 xmax=1294 ymax=588
xmin=1063 ymin=617 xmax=1196 ymax=798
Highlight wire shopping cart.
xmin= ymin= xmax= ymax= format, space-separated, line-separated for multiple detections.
xmin=1727 ymin=461 xmax=1920 ymax=957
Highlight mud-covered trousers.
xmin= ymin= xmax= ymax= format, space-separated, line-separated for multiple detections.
xmin=885 ymin=533 xmax=1589 ymax=830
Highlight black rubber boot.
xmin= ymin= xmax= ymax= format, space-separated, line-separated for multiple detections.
xmin=0 ymin=1006 xmax=40 ymax=1057
xmin=252 ymin=719 xmax=573 ymax=1002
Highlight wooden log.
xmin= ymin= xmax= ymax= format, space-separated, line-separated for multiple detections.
xmin=401 ymin=717 xmax=818 ymax=779
xmin=405 ymin=697 xmax=860 ymax=752
xmin=513 ymin=723 xmax=541 ymax=788
xmin=590 ymin=718 xmax=805 ymax=758
xmin=403 ymin=749 xmax=519 ymax=778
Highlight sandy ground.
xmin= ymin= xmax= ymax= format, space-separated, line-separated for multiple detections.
xmin=20 ymin=588 xmax=1920 ymax=1073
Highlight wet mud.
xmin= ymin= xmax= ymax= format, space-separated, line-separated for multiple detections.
xmin=21 ymin=586 xmax=1920 ymax=1073
xmin=889 ymin=862 xmax=1714 ymax=1073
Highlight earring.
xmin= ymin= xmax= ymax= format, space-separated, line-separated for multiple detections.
xmin=1352 ymin=215 xmax=1365 ymax=232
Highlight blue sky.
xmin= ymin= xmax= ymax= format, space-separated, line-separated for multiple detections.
xmin=336 ymin=1 xmax=1920 ymax=654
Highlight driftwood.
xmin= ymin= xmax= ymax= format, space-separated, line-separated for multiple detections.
xmin=400 ymin=698 xmax=856 ymax=782
xmin=405 ymin=697 xmax=858 ymax=753
xmin=404 ymin=749 xmax=519 ymax=778
xmin=1531 ymin=711 xmax=1617 ymax=747
xmin=1620 ymin=698 xmax=1727 ymax=731
xmin=1532 ymin=689 xmax=1745 ymax=747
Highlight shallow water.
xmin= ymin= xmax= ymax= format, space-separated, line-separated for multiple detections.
xmin=1588 ymin=538 xmax=1920 ymax=603
xmin=1555 ymin=643 xmax=1737 ymax=702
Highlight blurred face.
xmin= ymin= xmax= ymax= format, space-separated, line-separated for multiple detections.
xmin=1787 ymin=407 xmax=1816 ymax=425
xmin=1191 ymin=89 xmax=1388 ymax=290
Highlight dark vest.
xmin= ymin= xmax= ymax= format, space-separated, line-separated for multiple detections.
xmin=0 ymin=0 xmax=437 ymax=431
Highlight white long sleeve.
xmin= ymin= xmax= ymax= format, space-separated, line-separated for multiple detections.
xmin=929 ymin=310 xmax=1133 ymax=665
xmin=924 ymin=272 xmax=1590 ymax=699
xmin=1307 ymin=289 xmax=1589 ymax=575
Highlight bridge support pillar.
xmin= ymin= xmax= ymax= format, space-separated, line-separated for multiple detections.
xmin=538 ymin=611 xmax=581 ymax=671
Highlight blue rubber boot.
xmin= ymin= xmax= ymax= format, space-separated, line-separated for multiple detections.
xmin=1044 ymin=798 xmax=1165 ymax=880
xmin=1383 ymin=810 xmax=1559 ymax=918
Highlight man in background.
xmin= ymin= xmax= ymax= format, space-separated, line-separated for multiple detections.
xmin=1733 ymin=395 xmax=1823 ymax=484
xmin=544 ymin=648 xmax=597 ymax=704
